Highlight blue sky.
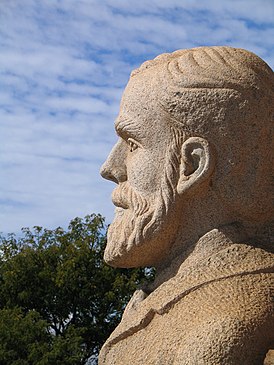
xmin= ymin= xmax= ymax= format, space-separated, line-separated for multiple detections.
xmin=1 ymin=0 xmax=274 ymax=234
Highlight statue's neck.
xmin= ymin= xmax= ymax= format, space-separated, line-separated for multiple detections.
xmin=147 ymin=222 xmax=248 ymax=292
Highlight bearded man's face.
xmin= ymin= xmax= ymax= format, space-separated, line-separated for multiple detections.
xmin=100 ymin=73 xmax=184 ymax=267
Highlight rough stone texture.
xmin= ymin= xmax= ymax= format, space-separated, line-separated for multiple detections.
xmin=264 ymin=350 xmax=274 ymax=365
xmin=99 ymin=46 xmax=274 ymax=364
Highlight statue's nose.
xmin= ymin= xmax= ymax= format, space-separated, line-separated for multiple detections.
xmin=100 ymin=159 xmax=127 ymax=184
xmin=100 ymin=162 xmax=116 ymax=182
xmin=100 ymin=141 xmax=127 ymax=184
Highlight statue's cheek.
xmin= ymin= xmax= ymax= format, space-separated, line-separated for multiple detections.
xmin=126 ymin=150 xmax=165 ymax=195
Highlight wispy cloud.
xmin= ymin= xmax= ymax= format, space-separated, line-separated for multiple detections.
xmin=0 ymin=0 xmax=273 ymax=233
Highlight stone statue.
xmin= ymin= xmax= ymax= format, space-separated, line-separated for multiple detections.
xmin=99 ymin=46 xmax=274 ymax=365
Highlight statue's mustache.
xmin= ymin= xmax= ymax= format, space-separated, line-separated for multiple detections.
xmin=112 ymin=183 xmax=130 ymax=209
xmin=111 ymin=183 xmax=150 ymax=216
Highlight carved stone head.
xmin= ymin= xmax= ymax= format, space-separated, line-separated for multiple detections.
xmin=100 ymin=46 xmax=273 ymax=268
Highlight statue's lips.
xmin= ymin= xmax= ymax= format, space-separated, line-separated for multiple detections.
xmin=111 ymin=188 xmax=129 ymax=209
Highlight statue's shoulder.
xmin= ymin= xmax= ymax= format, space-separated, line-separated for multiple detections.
xmin=172 ymin=243 xmax=274 ymax=364
xmin=174 ymin=242 xmax=274 ymax=324
xmin=172 ymin=272 xmax=273 ymax=365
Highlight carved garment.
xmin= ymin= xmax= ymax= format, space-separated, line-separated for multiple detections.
xmin=99 ymin=243 xmax=274 ymax=365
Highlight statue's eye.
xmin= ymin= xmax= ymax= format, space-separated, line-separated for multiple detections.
xmin=128 ymin=138 xmax=138 ymax=152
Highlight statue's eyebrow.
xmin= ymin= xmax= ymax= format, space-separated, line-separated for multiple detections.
xmin=114 ymin=118 xmax=138 ymax=138
xmin=114 ymin=119 xmax=124 ymax=135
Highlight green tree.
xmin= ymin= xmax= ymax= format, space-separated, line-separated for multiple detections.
xmin=0 ymin=214 xmax=153 ymax=364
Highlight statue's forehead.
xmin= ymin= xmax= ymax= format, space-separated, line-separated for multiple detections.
xmin=119 ymin=76 xmax=162 ymax=118
xmin=114 ymin=100 xmax=168 ymax=142
xmin=122 ymin=68 xmax=162 ymax=100
xmin=114 ymin=69 xmax=173 ymax=137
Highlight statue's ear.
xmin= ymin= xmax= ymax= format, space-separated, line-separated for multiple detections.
xmin=177 ymin=137 xmax=215 ymax=195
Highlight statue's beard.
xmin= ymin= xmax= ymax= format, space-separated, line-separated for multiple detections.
xmin=104 ymin=139 xmax=181 ymax=266
xmin=104 ymin=181 xmax=173 ymax=266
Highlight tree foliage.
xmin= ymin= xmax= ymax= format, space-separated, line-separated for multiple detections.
xmin=0 ymin=214 xmax=153 ymax=364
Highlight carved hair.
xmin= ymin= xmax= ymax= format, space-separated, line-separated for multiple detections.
xmin=132 ymin=46 xmax=273 ymax=91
